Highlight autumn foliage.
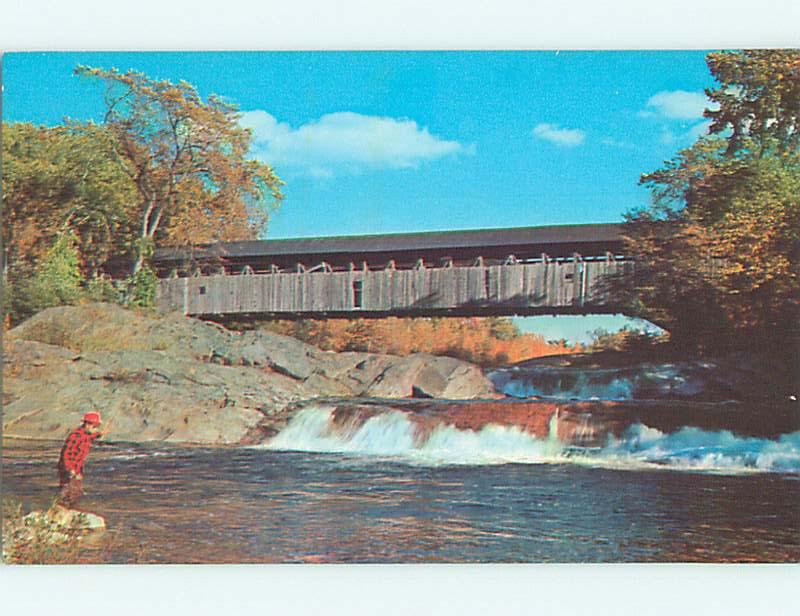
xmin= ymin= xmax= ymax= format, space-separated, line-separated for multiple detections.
xmin=74 ymin=66 xmax=284 ymax=276
xmin=622 ymin=50 xmax=800 ymax=352
xmin=2 ymin=66 xmax=284 ymax=323
xmin=263 ymin=317 xmax=577 ymax=367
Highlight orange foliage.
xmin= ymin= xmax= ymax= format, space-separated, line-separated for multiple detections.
xmin=265 ymin=317 xmax=576 ymax=367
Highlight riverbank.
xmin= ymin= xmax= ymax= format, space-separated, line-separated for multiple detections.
xmin=2 ymin=303 xmax=499 ymax=445
xmin=5 ymin=304 xmax=799 ymax=565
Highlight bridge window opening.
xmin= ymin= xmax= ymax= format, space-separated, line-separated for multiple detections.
xmin=199 ymin=286 xmax=207 ymax=295
xmin=352 ymin=280 xmax=363 ymax=309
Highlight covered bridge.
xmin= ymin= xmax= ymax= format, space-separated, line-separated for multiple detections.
xmin=153 ymin=223 xmax=632 ymax=318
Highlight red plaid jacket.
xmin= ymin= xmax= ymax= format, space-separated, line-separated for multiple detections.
xmin=58 ymin=426 xmax=102 ymax=476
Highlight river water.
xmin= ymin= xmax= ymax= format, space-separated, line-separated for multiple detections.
xmin=5 ymin=395 xmax=800 ymax=563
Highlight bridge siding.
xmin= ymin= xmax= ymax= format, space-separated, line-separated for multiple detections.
xmin=156 ymin=260 xmax=629 ymax=317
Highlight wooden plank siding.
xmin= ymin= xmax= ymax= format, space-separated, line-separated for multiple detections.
xmin=155 ymin=259 xmax=632 ymax=317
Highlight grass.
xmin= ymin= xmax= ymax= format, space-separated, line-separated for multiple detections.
xmin=2 ymin=497 xmax=84 ymax=564
xmin=2 ymin=496 xmax=151 ymax=564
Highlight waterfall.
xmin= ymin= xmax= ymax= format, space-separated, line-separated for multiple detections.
xmin=263 ymin=404 xmax=800 ymax=474
xmin=265 ymin=405 xmax=564 ymax=465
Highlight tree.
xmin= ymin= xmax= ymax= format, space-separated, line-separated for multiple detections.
xmin=74 ymin=66 xmax=284 ymax=276
xmin=487 ymin=317 xmax=519 ymax=341
xmin=705 ymin=49 xmax=800 ymax=158
xmin=12 ymin=232 xmax=84 ymax=321
xmin=624 ymin=50 xmax=800 ymax=351
xmin=2 ymin=122 xmax=137 ymax=279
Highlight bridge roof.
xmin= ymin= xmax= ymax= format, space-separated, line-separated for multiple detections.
xmin=153 ymin=222 xmax=625 ymax=264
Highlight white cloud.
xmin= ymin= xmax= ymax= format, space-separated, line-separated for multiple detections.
xmin=686 ymin=120 xmax=712 ymax=141
xmin=240 ymin=110 xmax=471 ymax=177
xmin=641 ymin=90 xmax=710 ymax=120
xmin=659 ymin=128 xmax=676 ymax=145
xmin=659 ymin=120 xmax=712 ymax=146
xmin=532 ymin=122 xmax=585 ymax=147
xmin=601 ymin=137 xmax=635 ymax=149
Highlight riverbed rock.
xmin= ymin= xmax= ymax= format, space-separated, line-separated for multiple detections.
xmin=3 ymin=303 xmax=498 ymax=445
xmin=24 ymin=507 xmax=106 ymax=533
xmin=362 ymin=353 xmax=494 ymax=400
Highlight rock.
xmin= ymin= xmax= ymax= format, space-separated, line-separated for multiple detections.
xmin=3 ymin=304 xmax=499 ymax=445
xmin=319 ymin=353 xmax=394 ymax=391
xmin=410 ymin=365 xmax=448 ymax=398
xmin=245 ymin=330 xmax=322 ymax=380
xmin=24 ymin=507 xmax=106 ymax=533
xmin=428 ymin=356 xmax=498 ymax=400
xmin=363 ymin=355 xmax=427 ymax=398
xmin=364 ymin=354 xmax=498 ymax=400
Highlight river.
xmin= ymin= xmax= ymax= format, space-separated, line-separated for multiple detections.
xmin=4 ymin=391 xmax=800 ymax=563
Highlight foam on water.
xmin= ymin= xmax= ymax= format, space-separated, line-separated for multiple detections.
xmin=596 ymin=424 xmax=800 ymax=473
xmin=264 ymin=405 xmax=800 ymax=474
xmin=489 ymin=364 xmax=708 ymax=400
xmin=106 ymin=450 xmax=174 ymax=461
xmin=266 ymin=406 xmax=562 ymax=465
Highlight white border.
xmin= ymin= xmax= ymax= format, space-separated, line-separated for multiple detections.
xmin=2 ymin=1 xmax=798 ymax=614
xmin=0 ymin=0 xmax=799 ymax=50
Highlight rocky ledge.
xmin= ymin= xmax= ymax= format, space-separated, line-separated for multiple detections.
xmin=2 ymin=303 xmax=499 ymax=445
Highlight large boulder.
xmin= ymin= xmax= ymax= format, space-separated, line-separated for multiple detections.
xmin=2 ymin=338 xmax=306 ymax=444
xmin=363 ymin=354 xmax=497 ymax=399
xmin=3 ymin=304 xmax=499 ymax=445
xmin=238 ymin=330 xmax=324 ymax=379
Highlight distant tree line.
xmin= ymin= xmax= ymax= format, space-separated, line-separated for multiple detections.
xmin=259 ymin=316 xmax=577 ymax=367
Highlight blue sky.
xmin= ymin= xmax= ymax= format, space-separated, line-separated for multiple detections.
xmin=2 ymin=51 xmax=715 ymax=342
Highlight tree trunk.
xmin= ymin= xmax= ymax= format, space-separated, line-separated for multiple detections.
xmin=132 ymin=196 xmax=157 ymax=277
xmin=131 ymin=249 xmax=145 ymax=277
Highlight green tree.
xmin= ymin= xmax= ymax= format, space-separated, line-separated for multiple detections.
xmin=12 ymin=232 xmax=84 ymax=321
xmin=2 ymin=122 xmax=137 ymax=278
xmin=705 ymin=50 xmax=800 ymax=158
xmin=624 ymin=49 xmax=800 ymax=351
xmin=126 ymin=263 xmax=158 ymax=308
xmin=74 ymin=66 xmax=284 ymax=276
xmin=2 ymin=122 xmax=139 ymax=323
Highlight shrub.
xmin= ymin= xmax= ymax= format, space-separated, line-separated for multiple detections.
xmin=84 ymin=273 xmax=122 ymax=303
xmin=259 ymin=316 xmax=576 ymax=367
xmin=125 ymin=264 xmax=158 ymax=307
xmin=11 ymin=232 xmax=84 ymax=322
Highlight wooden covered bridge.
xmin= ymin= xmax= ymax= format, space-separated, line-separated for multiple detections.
xmin=153 ymin=223 xmax=633 ymax=319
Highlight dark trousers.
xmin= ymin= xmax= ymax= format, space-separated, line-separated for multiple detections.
xmin=58 ymin=471 xmax=84 ymax=508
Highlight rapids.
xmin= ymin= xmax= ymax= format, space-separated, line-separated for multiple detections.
xmin=262 ymin=404 xmax=800 ymax=474
xmin=489 ymin=362 xmax=717 ymax=400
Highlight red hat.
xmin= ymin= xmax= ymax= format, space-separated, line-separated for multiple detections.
xmin=83 ymin=412 xmax=102 ymax=425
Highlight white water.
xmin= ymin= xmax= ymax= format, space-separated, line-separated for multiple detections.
xmin=265 ymin=406 xmax=562 ymax=465
xmin=489 ymin=365 xmax=709 ymax=400
xmin=264 ymin=405 xmax=800 ymax=474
